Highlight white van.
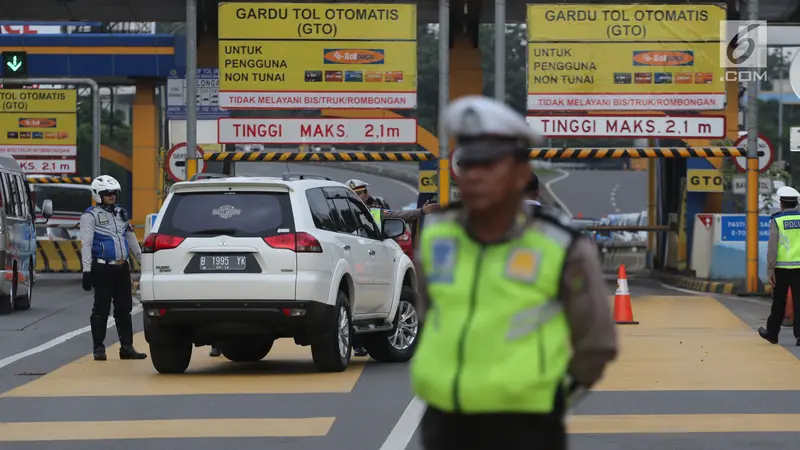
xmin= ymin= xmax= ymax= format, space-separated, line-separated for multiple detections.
xmin=0 ymin=156 xmax=53 ymax=314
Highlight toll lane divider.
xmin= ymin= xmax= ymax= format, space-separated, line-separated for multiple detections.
xmin=35 ymin=240 xmax=141 ymax=273
xmin=203 ymin=147 xmax=749 ymax=162
xmin=652 ymin=271 xmax=772 ymax=297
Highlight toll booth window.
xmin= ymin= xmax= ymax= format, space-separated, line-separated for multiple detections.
xmin=32 ymin=186 xmax=92 ymax=216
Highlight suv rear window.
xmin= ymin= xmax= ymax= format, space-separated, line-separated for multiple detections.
xmin=158 ymin=191 xmax=294 ymax=237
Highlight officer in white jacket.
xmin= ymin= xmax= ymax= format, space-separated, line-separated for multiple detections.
xmin=81 ymin=175 xmax=147 ymax=361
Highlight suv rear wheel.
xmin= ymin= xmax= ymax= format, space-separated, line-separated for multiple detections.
xmin=219 ymin=340 xmax=274 ymax=362
xmin=147 ymin=323 xmax=193 ymax=374
xmin=311 ymin=290 xmax=352 ymax=372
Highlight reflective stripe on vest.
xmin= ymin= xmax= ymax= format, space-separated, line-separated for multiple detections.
xmin=775 ymin=212 xmax=800 ymax=268
xmin=410 ymin=214 xmax=572 ymax=414
xmin=369 ymin=208 xmax=382 ymax=229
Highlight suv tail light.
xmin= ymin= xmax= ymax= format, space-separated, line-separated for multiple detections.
xmin=142 ymin=233 xmax=185 ymax=253
xmin=264 ymin=232 xmax=322 ymax=253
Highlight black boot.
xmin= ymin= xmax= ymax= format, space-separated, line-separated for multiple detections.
xmin=90 ymin=314 xmax=108 ymax=361
xmin=93 ymin=345 xmax=107 ymax=361
xmin=115 ymin=314 xmax=147 ymax=360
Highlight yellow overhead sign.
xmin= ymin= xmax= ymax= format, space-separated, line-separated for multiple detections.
xmin=219 ymin=41 xmax=416 ymax=93
xmin=218 ymin=2 xmax=416 ymax=40
xmin=0 ymin=89 xmax=77 ymax=158
xmin=526 ymin=4 xmax=726 ymax=112
xmin=217 ymin=2 xmax=417 ymax=109
xmin=687 ymin=169 xmax=724 ymax=192
xmin=418 ymin=170 xmax=437 ymax=193
xmin=0 ymin=89 xmax=77 ymax=113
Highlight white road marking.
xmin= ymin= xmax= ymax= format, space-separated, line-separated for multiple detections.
xmin=610 ymin=184 xmax=621 ymax=213
xmin=0 ymin=304 xmax=142 ymax=370
xmin=378 ymin=395 xmax=426 ymax=450
xmin=544 ymin=169 xmax=573 ymax=217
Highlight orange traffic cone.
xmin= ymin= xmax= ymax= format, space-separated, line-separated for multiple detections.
xmin=614 ymin=264 xmax=639 ymax=325
xmin=783 ymin=288 xmax=794 ymax=327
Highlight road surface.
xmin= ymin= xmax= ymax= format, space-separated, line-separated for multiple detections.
xmin=546 ymin=170 xmax=647 ymax=218
xmin=3 ymin=171 xmax=795 ymax=449
xmin=1 ymin=271 xmax=798 ymax=449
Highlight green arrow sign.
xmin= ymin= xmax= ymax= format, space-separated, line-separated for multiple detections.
xmin=2 ymin=52 xmax=27 ymax=77
xmin=6 ymin=55 xmax=22 ymax=72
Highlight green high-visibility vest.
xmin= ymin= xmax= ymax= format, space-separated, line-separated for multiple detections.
xmin=775 ymin=212 xmax=800 ymax=269
xmin=411 ymin=210 xmax=573 ymax=414
xmin=370 ymin=208 xmax=382 ymax=230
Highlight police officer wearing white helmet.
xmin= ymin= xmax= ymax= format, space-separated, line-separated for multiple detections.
xmin=80 ymin=175 xmax=147 ymax=361
xmin=346 ymin=178 xmax=439 ymax=357
xmin=410 ymin=96 xmax=617 ymax=449
xmin=760 ymin=185 xmax=800 ymax=345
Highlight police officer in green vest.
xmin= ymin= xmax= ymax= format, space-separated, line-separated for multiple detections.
xmin=760 ymin=185 xmax=800 ymax=345
xmin=411 ymin=95 xmax=618 ymax=449
xmin=346 ymin=178 xmax=439 ymax=357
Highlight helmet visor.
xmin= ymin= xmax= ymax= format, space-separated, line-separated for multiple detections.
xmin=99 ymin=190 xmax=120 ymax=197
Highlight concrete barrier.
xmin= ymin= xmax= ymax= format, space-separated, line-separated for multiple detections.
xmin=36 ymin=240 xmax=141 ymax=273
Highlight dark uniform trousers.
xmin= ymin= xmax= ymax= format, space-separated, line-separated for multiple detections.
xmin=89 ymin=260 xmax=134 ymax=347
xmin=420 ymin=386 xmax=567 ymax=450
xmin=767 ymin=268 xmax=800 ymax=338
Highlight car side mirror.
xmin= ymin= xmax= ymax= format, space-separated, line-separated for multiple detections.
xmin=35 ymin=199 xmax=53 ymax=224
xmin=382 ymin=218 xmax=406 ymax=239
xmin=41 ymin=199 xmax=53 ymax=218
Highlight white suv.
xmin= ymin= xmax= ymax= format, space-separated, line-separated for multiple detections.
xmin=139 ymin=173 xmax=420 ymax=374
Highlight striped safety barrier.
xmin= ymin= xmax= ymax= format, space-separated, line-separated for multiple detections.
xmin=36 ymin=240 xmax=141 ymax=273
xmin=527 ymin=147 xmax=750 ymax=159
xmin=202 ymin=147 xmax=749 ymax=162
xmin=27 ymin=177 xmax=93 ymax=184
xmin=204 ymin=151 xmax=435 ymax=162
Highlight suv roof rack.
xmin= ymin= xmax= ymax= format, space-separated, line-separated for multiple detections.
xmin=190 ymin=173 xmax=227 ymax=181
xmin=281 ymin=172 xmax=332 ymax=181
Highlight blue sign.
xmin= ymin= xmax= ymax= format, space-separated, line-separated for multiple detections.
xmin=166 ymin=68 xmax=229 ymax=120
xmin=719 ymin=215 xmax=770 ymax=242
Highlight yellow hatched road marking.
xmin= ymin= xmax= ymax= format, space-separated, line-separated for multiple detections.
xmin=2 ymin=334 xmax=365 ymax=397
xmin=597 ymin=296 xmax=800 ymax=391
xmin=0 ymin=418 xmax=334 ymax=441
xmin=569 ymin=414 xmax=800 ymax=434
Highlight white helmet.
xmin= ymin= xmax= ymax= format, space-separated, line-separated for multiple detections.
xmin=347 ymin=179 xmax=369 ymax=193
xmin=443 ymin=95 xmax=544 ymax=164
xmin=777 ymin=186 xmax=800 ymax=200
xmin=91 ymin=175 xmax=121 ymax=203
